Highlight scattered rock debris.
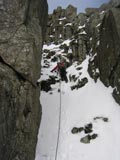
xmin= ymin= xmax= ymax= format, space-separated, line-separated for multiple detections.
xmin=71 ymin=127 xmax=84 ymax=134
xmin=80 ymin=135 xmax=91 ymax=144
xmin=40 ymin=76 xmax=58 ymax=92
xmin=94 ymin=116 xmax=109 ymax=122
xmin=76 ymin=67 xmax=82 ymax=70
xmin=71 ymin=117 xmax=109 ymax=144
xmin=84 ymin=123 xmax=93 ymax=134
xmin=80 ymin=134 xmax=98 ymax=144
xmin=71 ymin=123 xmax=93 ymax=135
xmin=71 ymin=77 xmax=88 ymax=90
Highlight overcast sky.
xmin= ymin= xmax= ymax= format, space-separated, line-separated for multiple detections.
xmin=47 ymin=0 xmax=110 ymax=13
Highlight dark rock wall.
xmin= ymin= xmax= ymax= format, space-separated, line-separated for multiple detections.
xmin=111 ymin=0 xmax=120 ymax=7
xmin=97 ymin=8 xmax=120 ymax=104
xmin=97 ymin=10 xmax=120 ymax=87
xmin=88 ymin=6 xmax=120 ymax=104
xmin=0 ymin=0 xmax=48 ymax=160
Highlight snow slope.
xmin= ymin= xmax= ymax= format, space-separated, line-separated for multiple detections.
xmin=35 ymin=43 xmax=120 ymax=160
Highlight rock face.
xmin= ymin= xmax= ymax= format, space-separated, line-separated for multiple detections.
xmin=112 ymin=0 xmax=120 ymax=7
xmin=97 ymin=8 xmax=120 ymax=104
xmin=0 ymin=0 xmax=48 ymax=160
xmin=87 ymin=6 xmax=120 ymax=104
xmin=97 ymin=10 xmax=120 ymax=86
xmin=45 ymin=5 xmax=77 ymax=43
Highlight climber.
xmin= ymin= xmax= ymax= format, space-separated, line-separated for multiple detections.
xmin=51 ymin=60 xmax=68 ymax=83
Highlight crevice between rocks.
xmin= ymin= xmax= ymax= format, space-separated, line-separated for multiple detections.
xmin=108 ymin=55 xmax=120 ymax=86
xmin=23 ymin=0 xmax=32 ymax=26
xmin=0 ymin=55 xmax=36 ymax=88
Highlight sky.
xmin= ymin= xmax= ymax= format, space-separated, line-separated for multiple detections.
xmin=47 ymin=0 xmax=110 ymax=13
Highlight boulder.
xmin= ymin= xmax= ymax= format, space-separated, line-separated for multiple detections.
xmin=90 ymin=134 xmax=98 ymax=140
xmin=40 ymin=76 xmax=58 ymax=92
xmin=71 ymin=77 xmax=88 ymax=90
xmin=80 ymin=134 xmax=98 ymax=144
xmin=40 ymin=80 xmax=52 ymax=92
xmin=71 ymin=127 xmax=84 ymax=134
xmin=80 ymin=135 xmax=91 ymax=144
xmin=84 ymin=123 xmax=93 ymax=134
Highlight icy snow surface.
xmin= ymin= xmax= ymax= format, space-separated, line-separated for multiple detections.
xmin=35 ymin=43 xmax=120 ymax=160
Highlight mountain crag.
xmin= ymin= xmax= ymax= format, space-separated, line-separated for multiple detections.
xmin=45 ymin=0 xmax=120 ymax=105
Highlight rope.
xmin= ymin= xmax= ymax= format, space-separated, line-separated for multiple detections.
xmin=55 ymin=79 xmax=62 ymax=160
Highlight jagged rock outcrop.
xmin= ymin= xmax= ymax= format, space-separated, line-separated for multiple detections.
xmin=97 ymin=10 xmax=120 ymax=86
xmin=45 ymin=5 xmax=87 ymax=62
xmin=45 ymin=5 xmax=77 ymax=43
xmin=97 ymin=9 xmax=120 ymax=104
xmin=0 ymin=0 xmax=48 ymax=160
xmin=87 ymin=5 xmax=120 ymax=104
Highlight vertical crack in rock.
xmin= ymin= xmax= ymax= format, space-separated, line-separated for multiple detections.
xmin=0 ymin=55 xmax=36 ymax=88
xmin=23 ymin=0 xmax=32 ymax=26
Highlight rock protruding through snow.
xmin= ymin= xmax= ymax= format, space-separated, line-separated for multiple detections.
xmin=71 ymin=117 xmax=109 ymax=144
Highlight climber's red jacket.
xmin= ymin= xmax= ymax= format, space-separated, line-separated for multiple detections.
xmin=51 ymin=62 xmax=65 ymax=72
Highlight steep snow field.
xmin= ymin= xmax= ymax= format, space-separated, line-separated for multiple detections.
xmin=35 ymin=44 xmax=120 ymax=160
